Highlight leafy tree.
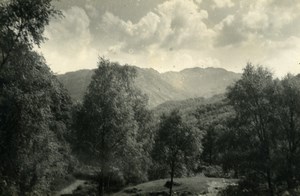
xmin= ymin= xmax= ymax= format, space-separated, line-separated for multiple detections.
xmin=226 ymin=63 xmax=277 ymax=196
xmin=73 ymin=58 xmax=152 ymax=195
xmin=193 ymin=99 xmax=234 ymax=171
xmin=201 ymin=124 xmax=223 ymax=166
xmin=0 ymin=48 xmax=73 ymax=195
xmin=273 ymin=74 xmax=300 ymax=189
xmin=152 ymin=110 xmax=202 ymax=196
xmin=0 ymin=1 xmax=73 ymax=194
xmin=0 ymin=0 xmax=60 ymax=68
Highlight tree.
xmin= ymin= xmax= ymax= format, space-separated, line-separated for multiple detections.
xmin=226 ymin=63 xmax=277 ymax=196
xmin=0 ymin=1 xmax=73 ymax=194
xmin=73 ymin=58 xmax=152 ymax=195
xmin=273 ymin=74 xmax=300 ymax=189
xmin=0 ymin=47 xmax=73 ymax=195
xmin=201 ymin=123 xmax=226 ymax=166
xmin=0 ymin=0 xmax=60 ymax=68
xmin=152 ymin=110 xmax=202 ymax=196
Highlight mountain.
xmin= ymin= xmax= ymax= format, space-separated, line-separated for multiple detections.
xmin=161 ymin=67 xmax=240 ymax=98
xmin=57 ymin=67 xmax=241 ymax=107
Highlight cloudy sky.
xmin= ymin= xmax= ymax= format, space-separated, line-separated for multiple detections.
xmin=38 ymin=0 xmax=300 ymax=76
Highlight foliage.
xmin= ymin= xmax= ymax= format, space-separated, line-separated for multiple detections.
xmin=0 ymin=0 xmax=61 ymax=68
xmin=271 ymin=74 xmax=300 ymax=189
xmin=0 ymin=48 xmax=73 ymax=195
xmin=217 ymin=64 xmax=300 ymax=195
xmin=73 ymin=58 xmax=153 ymax=194
xmin=0 ymin=0 xmax=74 ymax=194
xmin=225 ymin=64 xmax=277 ymax=195
xmin=152 ymin=109 xmax=202 ymax=195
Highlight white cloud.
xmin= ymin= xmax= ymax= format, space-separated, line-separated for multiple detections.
xmin=38 ymin=0 xmax=300 ymax=77
xmin=39 ymin=6 xmax=99 ymax=73
xmin=100 ymin=0 xmax=215 ymax=51
xmin=259 ymin=37 xmax=300 ymax=77
xmin=194 ymin=0 xmax=202 ymax=5
xmin=243 ymin=10 xmax=269 ymax=30
xmin=241 ymin=0 xmax=300 ymax=33
xmin=215 ymin=15 xmax=235 ymax=30
xmin=212 ymin=0 xmax=234 ymax=8
xmin=45 ymin=6 xmax=91 ymax=47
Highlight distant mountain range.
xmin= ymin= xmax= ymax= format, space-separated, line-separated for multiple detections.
xmin=57 ymin=67 xmax=241 ymax=107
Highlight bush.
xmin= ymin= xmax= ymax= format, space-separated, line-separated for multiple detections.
xmin=203 ymin=165 xmax=224 ymax=178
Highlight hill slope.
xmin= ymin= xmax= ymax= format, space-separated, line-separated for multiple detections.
xmin=57 ymin=67 xmax=240 ymax=107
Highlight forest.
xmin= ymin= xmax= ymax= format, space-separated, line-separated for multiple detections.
xmin=1 ymin=0 xmax=300 ymax=196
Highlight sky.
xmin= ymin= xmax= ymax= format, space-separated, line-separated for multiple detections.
xmin=38 ymin=0 xmax=300 ymax=76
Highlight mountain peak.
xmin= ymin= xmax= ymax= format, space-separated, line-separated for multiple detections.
xmin=58 ymin=66 xmax=241 ymax=107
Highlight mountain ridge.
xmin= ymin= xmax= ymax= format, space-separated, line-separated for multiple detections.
xmin=57 ymin=66 xmax=241 ymax=107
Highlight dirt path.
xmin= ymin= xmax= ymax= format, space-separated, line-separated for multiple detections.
xmin=55 ymin=180 xmax=86 ymax=196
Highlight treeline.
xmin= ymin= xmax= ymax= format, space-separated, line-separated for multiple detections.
xmin=204 ymin=64 xmax=300 ymax=196
xmin=158 ymin=65 xmax=300 ymax=195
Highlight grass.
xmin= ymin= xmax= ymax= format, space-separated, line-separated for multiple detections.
xmin=113 ymin=174 xmax=238 ymax=196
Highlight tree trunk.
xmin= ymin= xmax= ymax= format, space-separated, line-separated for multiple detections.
xmin=107 ymin=174 xmax=110 ymax=192
xmin=209 ymin=150 xmax=212 ymax=165
xmin=101 ymin=171 xmax=105 ymax=196
xmin=267 ymin=169 xmax=274 ymax=196
xmin=264 ymin=142 xmax=274 ymax=196
xmin=99 ymin=161 xmax=105 ymax=196
xmin=234 ymin=167 xmax=239 ymax=178
xmin=97 ymin=178 xmax=101 ymax=196
xmin=287 ymin=154 xmax=295 ymax=189
xmin=169 ymin=163 xmax=175 ymax=196
xmin=98 ymin=173 xmax=105 ymax=196
xmin=287 ymin=108 xmax=296 ymax=189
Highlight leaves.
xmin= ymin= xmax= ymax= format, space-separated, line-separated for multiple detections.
xmin=0 ymin=50 xmax=73 ymax=194
xmin=0 ymin=0 xmax=61 ymax=68
xmin=73 ymin=58 xmax=153 ymax=184
xmin=152 ymin=109 xmax=202 ymax=178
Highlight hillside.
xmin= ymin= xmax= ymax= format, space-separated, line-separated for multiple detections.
xmin=161 ymin=67 xmax=239 ymax=98
xmin=57 ymin=67 xmax=240 ymax=107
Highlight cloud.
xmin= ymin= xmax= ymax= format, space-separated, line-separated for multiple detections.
xmin=212 ymin=0 xmax=234 ymax=8
xmin=99 ymin=0 xmax=215 ymax=52
xmin=100 ymin=11 xmax=161 ymax=50
xmin=259 ymin=37 xmax=300 ymax=77
xmin=40 ymin=6 xmax=98 ymax=73
xmin=212 ymin=0 xmax=300 ymax=47
xmin=214 ymin=15 xmax=245 ymax=47
xmin=38 ymin=0 xmax=300 ymax=77
xmin=242 ymin=10 xmax=269 ymax=30
xmin=45 ymin=6 xmax=91 ymax=48
xmin=240 ymin=0 xmax=300 ymax=36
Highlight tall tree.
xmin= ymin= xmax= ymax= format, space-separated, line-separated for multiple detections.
xmin=73 ymin=58 xmax=152 ymax=195
xmin=0 ymin=48 xmax=73 ymax=195
xmin=0 ymin=1 xmax=73 ymax=194
xmin=226 ymin=63 xmax=277 ymax=196
xmin=201 ymin=124 xmax=221 ymax=166
xmin=152 ymin=110 xmax=202 ymax=196
xmin=273 ymin=74 xmax=300 ymax=189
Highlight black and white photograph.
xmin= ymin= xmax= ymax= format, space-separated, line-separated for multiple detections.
xmin=1 ymin=0 xmax=300 ymax=195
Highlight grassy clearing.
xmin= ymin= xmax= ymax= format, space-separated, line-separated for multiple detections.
xmin=113 ymin=175 xmax=238 ymax=196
